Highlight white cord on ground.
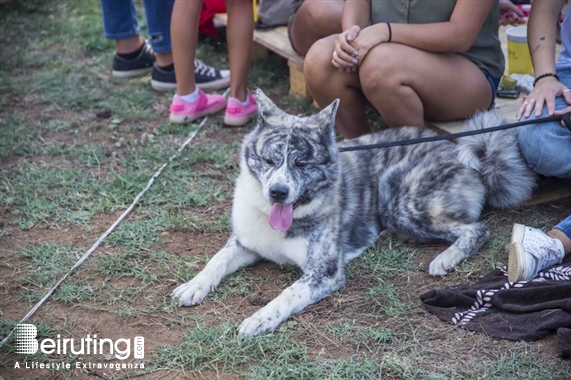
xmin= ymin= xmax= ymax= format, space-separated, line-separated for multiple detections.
xmin=0 ymin=117 xmax=208 ymax=348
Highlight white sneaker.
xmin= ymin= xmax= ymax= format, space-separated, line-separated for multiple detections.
xmin=508 ymin=223 xmax=565 ymax=282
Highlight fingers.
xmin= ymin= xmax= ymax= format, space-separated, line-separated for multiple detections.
xmin=331 ymin=48 xmax=358 ymax=73
xmin=553 ymin=91 xmax=571 ymax=117
xmin=517 ymin=97 xmax=547 ymax=120
xmin=517 ymin=97 xmax=537 ymax=120
xmin=332 ymin=27 xmax=361 ymax=73
xmin=554 ymin=105 xmax=571 ymax=116
xmin=346 ymin=25 xmax=361 ymax=44
xmin=554 ymin=105 xmax=571 ymax=129
xmin=517 ymin=83 xmax=570 ymax=120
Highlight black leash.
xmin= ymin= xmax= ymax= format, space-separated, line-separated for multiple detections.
xmin=338 ymin=112 xmax=571 ymax=152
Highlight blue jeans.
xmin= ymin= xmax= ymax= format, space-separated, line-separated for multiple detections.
xmin=481 ymin=68 xmax=501 ymax=111
xmin=517 ymin=67 xmax=571 ymax=178
xmin=100 ymin=0 xmax=174 ymax=54
xmin=555 ymin=214 xmax=571 ymax=241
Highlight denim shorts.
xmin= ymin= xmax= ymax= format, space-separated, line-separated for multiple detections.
xmin=481 ymin=68 xmax=500 ymax=110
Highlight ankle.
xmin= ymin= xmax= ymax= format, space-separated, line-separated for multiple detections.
xmin=548 ymin=229 xmax=571 ymax=255
xmin=157 ymin=63 xmax=174 ymax=72
xmin=229 ymin=89 xmax=248 ymax=102
xmin=176 ymin=88 xmax=200 ymax=103
xmin=116 ymin=36 xmax=144 ymax=55
xmin=155 ymin=52 xmax=173 ymax=68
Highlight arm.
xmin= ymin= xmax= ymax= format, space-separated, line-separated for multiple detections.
xmin=341 ymin=0 xmax=370 ymax=31
xmin=517 ymin=0 xmax=567 ymax=119
xmin=350 ymin=0 xmax=495 ymax=61
xmin=499 ymin=0 xmax=526 ymax=26
xmin=333 ymin=0 xmax=495 ymax=71
xmin=333 ymin=0 xmax=371 ymax=71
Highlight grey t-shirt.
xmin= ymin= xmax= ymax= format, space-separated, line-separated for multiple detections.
xmin=370 ymin=0 xmax=505 ymax=78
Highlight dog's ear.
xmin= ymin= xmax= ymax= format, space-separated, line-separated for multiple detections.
xmin=317 ymin=99 xmax=340 ymax=125
xmin=311 ymin=98 xmax=339 ymax=136
xmin=255 ymin=88 xmax=289 ymax=124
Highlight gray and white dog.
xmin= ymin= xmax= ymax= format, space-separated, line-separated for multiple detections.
xmin=173 ymin=89 xmax=535 ymax=337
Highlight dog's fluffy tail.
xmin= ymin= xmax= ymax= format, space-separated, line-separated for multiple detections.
xmin=457 ymin=111 xmax=537 ymax=209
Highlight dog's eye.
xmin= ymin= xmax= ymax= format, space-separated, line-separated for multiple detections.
xmin=293 ymin=160 xmax=308 ymax=168
xmin=263 ymin=157 xmax=275 ymax=166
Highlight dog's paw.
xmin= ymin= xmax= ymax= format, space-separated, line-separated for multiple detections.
xmin=172 ymin=279 xmax=213 ymax=306
xmin=428 ymin=257 xmax=449 ymax=276
xmin=429 ymin=246 xmax=464 ymax=276
xmin=238 ymin=313 xmax=279 ymax=337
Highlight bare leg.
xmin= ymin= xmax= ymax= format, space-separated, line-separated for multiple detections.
xmin=359 ymin=43 xmax=493 ymax=128
xmin=115 ymin=35 xmax=145 ymax=54
xmin=549 ymin=229 xmax=571 ymax=254
xmin=116 ymin=36 xmax=172 ymax=67
xmin=289 ymin=0 xmax=344 ymax=56
xmin=171 ymin=0 xmax=202 ymax=96
xmin=155 ymin=52 xmax=173 ymax=67
xmin=304 ymin=35 xmax=371 ymax=138
xmin=226 ymin=0 xmax=254 ymax=101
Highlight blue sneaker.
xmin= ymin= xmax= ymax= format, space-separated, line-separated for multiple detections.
xmin=194 ymin=59 xmax=230 ymax=91
xmin=112 ymin=40 xmax=155 ymax=78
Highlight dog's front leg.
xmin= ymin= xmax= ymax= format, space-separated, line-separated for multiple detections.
xmin=173 ymin=235 xmax=260 ymax=306
xmin=429 ymin=222 xmax=490 ymax=276
xmin=238 ymin=265 xmax=345 ymax=337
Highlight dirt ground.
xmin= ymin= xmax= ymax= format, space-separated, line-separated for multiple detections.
xmin=1 ymin=1 xmax=571 ymax=376
xmin=2 ymin=110 xmax=571 ymax=379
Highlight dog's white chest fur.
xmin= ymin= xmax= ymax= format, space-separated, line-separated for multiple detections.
xmin=231 ymin=171 xmax=309 ymax=268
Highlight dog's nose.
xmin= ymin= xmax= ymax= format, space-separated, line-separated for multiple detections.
xmin=269 ymin=185 xmax=289 ymax=203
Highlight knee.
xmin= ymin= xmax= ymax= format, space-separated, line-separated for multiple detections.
xmin=304 ymin=37 xmax=334 ymax=88
xmin=359 ymin=45 xmax=400 ymax=95
xmin=518 ymin=126 xmax=547 ymax=168
xmin=518 ymin=124 xmax=571 ymax=178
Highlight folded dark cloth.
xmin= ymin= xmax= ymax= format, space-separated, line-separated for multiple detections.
xmin=558 ymin=328 xmax=571 ymax=359
xmin=421 ymin=255 xmax=571 ymax=357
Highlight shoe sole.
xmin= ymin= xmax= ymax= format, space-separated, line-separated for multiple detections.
xmin=151 ymin=80 xmax=177 ymax=92
xmin=507 ymin=224 xmax=526 ymax=282
xmin=169 ymin=102 xmax=227 ymax=124
xmin=112 ymin=67 xmax=153 ymax=78
xmin=223 ymin=111 xmax=256 ymax=127
xmin=153 ymin=77 xmax=230 ymax=92
xmin=197 ymin=76 xmax=231 ymax=92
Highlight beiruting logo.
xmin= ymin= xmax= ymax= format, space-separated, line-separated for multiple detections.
xmin=12 ymin=324 xmax=145 ymax=371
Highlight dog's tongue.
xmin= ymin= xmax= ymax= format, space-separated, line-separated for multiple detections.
xmin=269 ymin=204 xmax=293 ymax=232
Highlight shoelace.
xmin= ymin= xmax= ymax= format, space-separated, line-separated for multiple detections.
xmin=528 ymin=237 xmax=562 ymax=270
xmin=536 ymin=245 xmax=562 ymax=269
xmin=143 ymin=40 xmax=154 ymax=56
xmin=194 ymin=59 xmax=217 ymax=77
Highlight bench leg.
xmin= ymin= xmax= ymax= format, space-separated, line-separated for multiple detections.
xmin=288 ymin=61 xmax=311 ymax=99
xmin=251 ymin=43 xmax=269 ymax=60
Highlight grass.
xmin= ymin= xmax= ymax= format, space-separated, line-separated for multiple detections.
xmin=1 ymin=0 xmax=570 ymax=379
xmin=17 ymin=243 xmax=80 ymax=302
xmin=152 ymin=320 xmax=382 ymax=380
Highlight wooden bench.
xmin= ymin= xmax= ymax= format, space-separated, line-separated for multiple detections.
xmin=427 ymin=97 xmax=521 ymax=134
xmin=214 ymin=14 xmax=309 ymax=98
xmin=210 ymin=20 xmax=536 ymax=123
xmin=429 ymin=25 xmax=570 ymax=205
xmin=430 ymin=26 xmax=523 ymax=133
xmin=212 ymin=17 xmax=571 ymax=203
